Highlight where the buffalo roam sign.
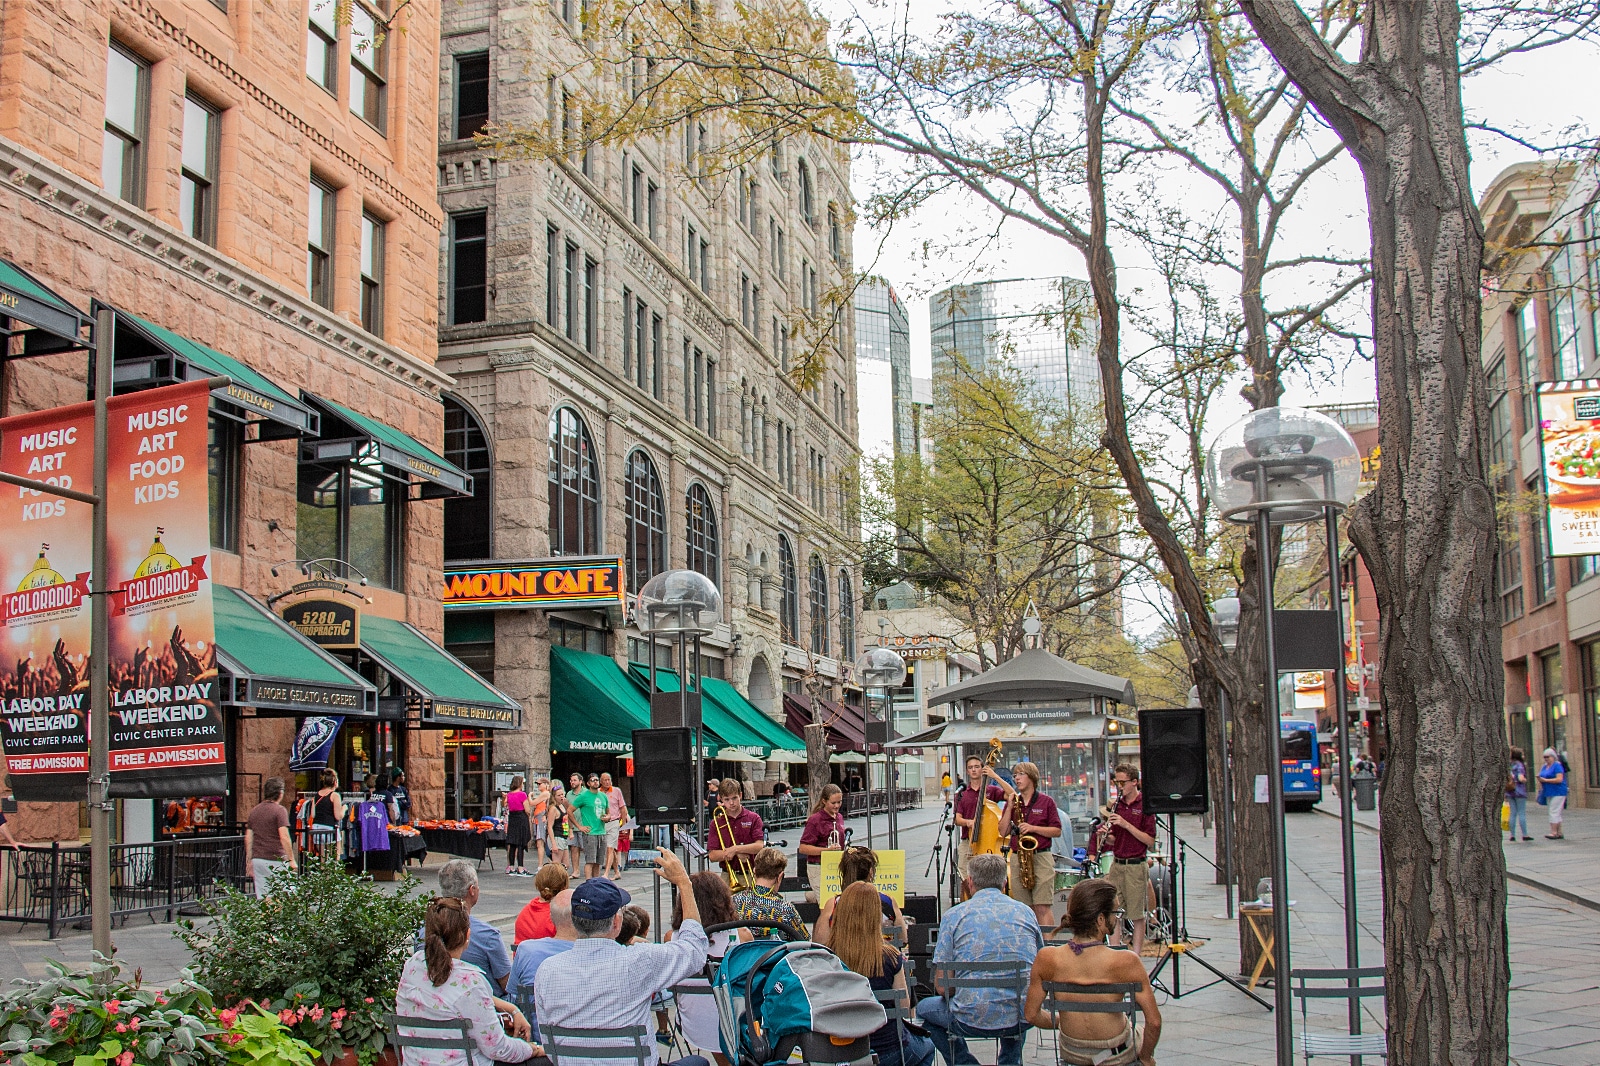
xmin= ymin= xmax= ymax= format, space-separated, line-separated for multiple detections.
xmin=0 ymin=380 xmax=224 ymax=801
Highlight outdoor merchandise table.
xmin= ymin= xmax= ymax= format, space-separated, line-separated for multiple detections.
xmin=346 ymin=830 xmax=428 ymax=874
xmin=418 ymin=825 xmax=488 ymax=861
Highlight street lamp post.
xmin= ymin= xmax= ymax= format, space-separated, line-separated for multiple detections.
xmin=854 ymin=644 xmax=907 ymax=850
xmin=636 ymin=569 xmax=723 ymax=873
xmin=1207 ymin=407 xmax=1361 ymax=1066
xmin=1209 ymin=596 xmax=1240 ymax=921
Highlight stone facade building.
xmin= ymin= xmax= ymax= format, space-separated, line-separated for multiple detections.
xmin=435 ymin=0 xmax=862 ymax=790
xmin=0 ymin=0 xmax=498 ymax=837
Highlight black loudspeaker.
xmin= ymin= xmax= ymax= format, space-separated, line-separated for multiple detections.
xmin=632 ymin=728 xmax=696 ymax=824
xmin=1138 ymin=707 xmax=1209 ymax=814
xmin=902 ymin=894 xmax=939 ymax=926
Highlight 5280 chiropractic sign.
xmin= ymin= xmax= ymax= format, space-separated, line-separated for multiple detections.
xmin=0 ymin=381 xmax=224 ymax=801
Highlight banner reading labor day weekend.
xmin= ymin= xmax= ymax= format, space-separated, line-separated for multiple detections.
xmin=104 ymin=380 xmax=223 ymax=798
xmin=0 ymin=402 xmax=96 ymax=801
xmin=1538 ymin=380 xmax=1600 ymax=556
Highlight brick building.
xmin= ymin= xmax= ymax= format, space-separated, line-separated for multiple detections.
xmin=432 ymin=0 xmax=865 ymax=800
xmin=0 ymin=0 xmax=515 ymax=838
xmin=1480 ymin=161 xmax=1599 ymax=808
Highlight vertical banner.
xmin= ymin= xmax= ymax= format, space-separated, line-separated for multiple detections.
xmin=1538 ymin=380 xmax=1600 ymax=557
xmin=105 ymin=380 xmax=223 ymax=798
xmin=289 ymin=716 xmax=344 ymax=773
xmin=0 ymin=402 xmax=96 ymax=801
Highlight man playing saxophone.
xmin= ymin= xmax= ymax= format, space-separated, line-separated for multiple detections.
xmin=998 ymin=762 xmax=1063 ymax=926
xmin=707 ymin=777 xmax=765 ymax=887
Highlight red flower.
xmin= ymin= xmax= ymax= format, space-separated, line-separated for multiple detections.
xmin=331 ymin=1019 xmax=343 ymax=1031
xmin=115 ymin=1052 xmax=133 ymax=1066
xmin=363 ymin=997 xmax=375 ymax=1004
xmin=217 ymin=1008 xmax=239 ymax=1029
xmin=308 ymin=1005 xmax=324 ymax=1022
xmin=103 ymin=999 xmax=121 ymax=1015
xmin=279 ymin=1008 xmax=297 ymax=1025
xmin=115 ymin=1022 xmax=128 ymax=1033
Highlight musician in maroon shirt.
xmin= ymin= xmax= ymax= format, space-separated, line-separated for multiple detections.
xmin=998 ymin=761 xmax=1063 ymax=925
xmin=1090 ymin=762 xmax=1158 ymax=954
xmin=953 ymin=754 xmax=1009 ymax=879
xmin=707 ymin=777 xmax=765 ymax=881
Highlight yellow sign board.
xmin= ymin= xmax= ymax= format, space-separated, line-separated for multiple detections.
xmin=818 ymin=850 xmax=905 ymax=906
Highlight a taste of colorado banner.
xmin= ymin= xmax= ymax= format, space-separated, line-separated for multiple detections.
xmin=0 ymin=380 xmax=223 ymax=800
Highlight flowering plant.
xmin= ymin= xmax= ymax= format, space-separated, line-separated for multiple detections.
xmin=0 ymin=956 xmax=226 ymax=1066
xmin=246 ymin=983 xmax=387 ymax=1065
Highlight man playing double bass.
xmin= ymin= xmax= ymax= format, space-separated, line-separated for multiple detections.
xmin=998 ymin=761 xmax=1063 ymax=926
xmin=954 ymin=754 xmax=1009 ymax=880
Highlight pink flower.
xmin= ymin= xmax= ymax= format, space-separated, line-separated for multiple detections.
xmin=104 ymin=999 xmax=121 ymax=1015
xmin=331 ymin=1019 xmax=343 ymax=1031
xmin=363 ymin=997 xmax=375 ymax=1004
xmin=155 ymin=995 xmax=167 ymax=1006
xmin=115 ymin=1022 xmax=128 ymax=1033
xmin=279 ymin=1008 xmax=297 ymax=1025
xmin=309 ymin=1005 xmax=324 ymax=1022
xmin=295 ymin=1006 xmax=308 ymax=1021
xmin=115 ymin=1053 xmax=133 ymax=1066
xmin=129 ymin=1016 xmax=141 ymax=1031
xmin=332 ymin=1008 xmax=347 ymax=1020
xmin=217 ymin=1008 xmax=239 ymax=1029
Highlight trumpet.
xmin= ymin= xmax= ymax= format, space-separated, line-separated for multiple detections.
xmin=710 ymin=803 xmax=756 ymax=891
xmin=1017 ymin=832 xmax=1039 ymax=893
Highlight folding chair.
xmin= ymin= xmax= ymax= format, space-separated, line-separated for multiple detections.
xmin=1034 ymin=982 xmax=1142 ymax=1066
xmin=385 ymin=1016 xmax=474 ymax=1059
xmin=1291 ymin=967 xmax=1387 ymax=1064
xmin=932 ymin=960 xmax=1032 ymax=1066
xmin=874 ymin=987 xmax=917 ymax=1066
xmin=543 ymin=1024 xmax=654 ymax=1066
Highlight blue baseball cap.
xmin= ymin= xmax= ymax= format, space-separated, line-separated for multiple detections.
xmin=570 ymin=878 xmax=632 ymax=921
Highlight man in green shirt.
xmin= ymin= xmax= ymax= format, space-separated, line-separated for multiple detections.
xmin=569 ymin=772 xmax=608 ymax=879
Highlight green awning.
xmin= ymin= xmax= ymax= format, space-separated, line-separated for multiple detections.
xmin=703 ymin=676 xmax=808 ymax=753
xmin=103 ymin=306 xmax=318 ymax=437
xmin=551 ymin=645 xmax=665 ymax=755
xmin=0 ymin=260 xmax=90 ymax=354
xmin=212 ymin=585 xmax=376 ymax=717
xmin=628 ymin=666 xmax=800 ymax=757
xmin=360 ymin=616 xmax=521 ymax=728
xmin=303 ymin=392 xmax=472 ymax=497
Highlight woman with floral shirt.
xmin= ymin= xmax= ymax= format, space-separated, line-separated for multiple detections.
xmin=396 ymin=897 xmax=540 ymax=1066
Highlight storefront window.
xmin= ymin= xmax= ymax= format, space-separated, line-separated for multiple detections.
xmin=1541 ymin=648 xmax=1567 ymax=757
xmin=550 ymin=616 xmax=607 ymax=656
xmin=1583 ymin=642 xmax=1600 ymax=785
xmin=443 ymin=729 xmax=492 ymax=820
xmin=209 ymin=415 xmax=241 ymax=552
xmin=296 ymin=455 xmax=402 ymax=587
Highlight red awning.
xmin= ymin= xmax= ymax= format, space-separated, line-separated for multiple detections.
xmin=784 ymin=692 xmax=867 ymax=751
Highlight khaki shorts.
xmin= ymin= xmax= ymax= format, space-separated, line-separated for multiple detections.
xmin=604 ymin=823 xmax=620 ymax=848
xmin=1008 ymin=850 xmax=1055 ymax=906
xmin=957 ymin=840 xmax=973 ymax=879
xmin=1104 ymin=857 xmax=1149 ymax=921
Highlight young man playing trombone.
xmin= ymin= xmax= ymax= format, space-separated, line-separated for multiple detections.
xmin=707 ymin=777 xmax=766 ymax=888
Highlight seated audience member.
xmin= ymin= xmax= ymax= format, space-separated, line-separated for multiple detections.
xmin=1027 ymin=879 xmax=1160 ymax=1066
xmin=396 ymin=897 xmax=537 ymax=1066
xmin=515 ymin=863 xmax=571 ymax=944
xmin=669 ymin=872 xmax=753 ymax=1066
xmin=732 ymin=846 xmax=809 ymax=941
xmin=535 ymin=850 xmax=712 ymax=1066
xmin=617 ymin=904 xmax=652 ymax=944
xmin=508 ymin=889 xmax=577 ymax=1041
xmin=813 ymin=846 xmax=906 ymax=946
xmin=831 ymin=882 xmax=936 ymax=1066
xmin=438 ymin=860 xmax=512 ymax=993
xmin=915 ymin=853 xmax=1042 ymax=1066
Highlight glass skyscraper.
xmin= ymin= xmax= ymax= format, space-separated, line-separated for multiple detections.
xmin=928 ymin=276 xmax=1100 ymax=415
xmin=855 ymin=277 xmax=914 ymax=457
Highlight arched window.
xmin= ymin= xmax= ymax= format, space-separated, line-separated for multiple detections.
xmin=686 ymin=483 xmax=720 ymax=585
xmin=443 ymin=397 xmax=492 ymax=561
xmin=778 ymin=535 xmax=798 ymax=644
xmin=797 ymin=159 xmax=814 ymax=223
xmin=837 ymin=568 xmax=856 ymax=661
xmin=625 ymin=449 xmax=667 ymax=592
xmin=808 ymin=554 xmax=829 ymax=655
xmin=547 ymin=406 xmax=599 ymax=555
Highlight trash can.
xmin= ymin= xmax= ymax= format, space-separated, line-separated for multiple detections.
xmin=1352 ymin=773 xmax=1377 ymax=811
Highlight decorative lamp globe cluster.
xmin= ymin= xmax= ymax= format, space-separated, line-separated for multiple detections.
xmin=635 ymin=569 xmax=723 ymax=637
xmin=852 ymin=646 xmax=907 ymax=689
xmin=1204 ymin=406 xmax=1361 ymax=525
xmin=1210 ymin=595 xmax=1241 ymax=651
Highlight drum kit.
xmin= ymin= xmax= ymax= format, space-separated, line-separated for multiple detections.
xmin=1052 ymin=803 xmax=1173 ymax=944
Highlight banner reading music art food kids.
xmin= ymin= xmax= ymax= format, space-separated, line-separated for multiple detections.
xmin=0 ymin=402 xmax=96 ymax=800
xmin=1538 ymin=380 xmax=1600 ymax=557
xmin=104 ymin=380 xmax=223 ymax=798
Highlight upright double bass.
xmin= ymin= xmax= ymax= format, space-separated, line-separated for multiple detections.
xmin=968 ymin=737 xmax=1006 ymax=859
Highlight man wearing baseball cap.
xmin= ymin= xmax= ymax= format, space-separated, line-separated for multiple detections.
xmin=535 ymin=849 xmax=711 ymax=1066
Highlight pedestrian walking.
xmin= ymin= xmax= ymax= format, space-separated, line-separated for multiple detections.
xmin=1506 ymin=748 xmax=1531 ymax=842
xmin=1538 ymin=748 xmax=1567 ymax=839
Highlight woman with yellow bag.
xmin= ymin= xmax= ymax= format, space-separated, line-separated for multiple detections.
xmin=1505 ymin=748 xmax=1531 ymax=842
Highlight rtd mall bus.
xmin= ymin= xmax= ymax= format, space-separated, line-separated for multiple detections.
xmin=1281 ymin=718 xmax=1322 ymax=811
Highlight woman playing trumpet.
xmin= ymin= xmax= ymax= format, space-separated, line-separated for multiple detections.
xmin=707 ymin=777 xmax=766 ymax=888
xmin=997 ymin=761 xmax=1064 ymax=926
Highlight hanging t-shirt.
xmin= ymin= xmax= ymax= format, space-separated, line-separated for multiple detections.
xmin=356 ymin=800 xmax=391 ymax=852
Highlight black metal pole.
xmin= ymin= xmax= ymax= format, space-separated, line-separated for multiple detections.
xmin=1256 ymin=506 xmax=1294 ymax=1063
xmin=89 ymin=307 xmax=113 ymax=960
xmin=1219 ymin=686 xmax=1237 ymax=920
xmin=1324 ymin=504 xmax=1363 ymax=1058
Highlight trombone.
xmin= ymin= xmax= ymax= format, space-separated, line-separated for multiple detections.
xmin=710 ymin=803 xmax=756 ymax=891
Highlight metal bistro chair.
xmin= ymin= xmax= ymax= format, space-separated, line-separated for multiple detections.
xmin=384 ymin=1015 xmax=474 ymax=1060
xmin=906 ymin=923 xmax=940 ymax=997
xmin=1290 ymin=967 xmax=1387 ymax=1064
xmin=1035 ymin=982 xmax=1142 ymax=1066
xmin=932 ymin=960 xmax=1032 ymax=1066
xmin=543 ymin=1024 xmax=654 ymax=1066
xmin=874 ymin=986 xmax=917 ymax=1066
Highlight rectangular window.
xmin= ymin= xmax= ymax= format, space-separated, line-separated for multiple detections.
xmin=623 ymin=288 xmax=635 ymax=381
xmin=738 ymin=169 xmax=749 ymax=227
xmin=752 ymin=285 xmax=761 ymax=331
xmin=1518 ymin=300 xmax=1540 ymax=432
xmin=450 ymin=211 xmax=488 ymax=324
xmin=1541 ymin=648 xmax=1567 ymax=756
xmin=781 ymin=324 xmax=790 ymax=372
xmin=584 ymin=256 xmax=598 ymax=353
xmin=740 ymin=274 xmax=751 ymax=329
xmin=298 ymin=458 xmax=402 ymax=590
xmin=1532 ymin=487 xmax=1556 ymax=605
xmin=687 ymin=224 xmax=698 ymax=281
xmin=349 ymin=4 xmax=386 ymax=130
xmin=455 ymin=53 xmax=490 ymax=139
xmin=700 ymin=239 xmax=710 ymax=292
xmin=179 ymin=95 xmax=219 ymax=245
xmin=648 ymin=180 xmax=660 ymax=241
xmin=693 ymin=348 xmax=704 ymax=429
xmin=208 ymin=416 xmax=241 ymax=553
xmin=683 ymin=340 xmax=693 ymax=420
xmin=1584 ymin=641 xmax=1600 ymax=788
xmin=102 ymin=43 xmax=148 ymax=206
xmin=307 ymin=176 xmax=335 ymax=308
xmin=631 ymin=165 xmax=645 ymax=226
xmin=1551 ymin=242 xmax=1584 ymax=379
xmin=546 ymin=224 xmax=560 ymax=327
xmin=564 ymin=241 xmax=579 ymax=341
xmin=360 ymin=212 xmax=385 ymax=335
xmin=307 ymin=0 xmax=337 ymax=91
xmin=706 ymin=358 xmax=716 ymax=436
xmin=651 ymin=313 xmax=663 ymax=399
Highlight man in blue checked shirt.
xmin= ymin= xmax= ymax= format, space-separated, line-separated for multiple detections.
xmin=916 ymin=853 xmax=1043 ymax=1066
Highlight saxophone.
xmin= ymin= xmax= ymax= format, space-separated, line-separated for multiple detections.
xmin=1018 ymin=832 xmax=1039 ymax=892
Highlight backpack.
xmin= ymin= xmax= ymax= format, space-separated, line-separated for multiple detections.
xmin=711 ymin=939 xmax=884 ymax=1066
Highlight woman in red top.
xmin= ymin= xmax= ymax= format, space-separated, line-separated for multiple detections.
xmin=797 ymin=784 xmax=847 ymax=901
xmin=513 ymin=862 xmax=569 ymax=944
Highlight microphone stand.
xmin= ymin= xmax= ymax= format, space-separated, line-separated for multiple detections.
xmin=926 ymin=800 xmax=953 ymax=919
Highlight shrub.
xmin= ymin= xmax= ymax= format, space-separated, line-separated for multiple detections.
xmin=178 ymin=857 xmax=427 ymax=1064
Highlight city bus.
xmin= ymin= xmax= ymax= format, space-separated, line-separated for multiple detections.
xmin=1281 ymin=718 xmax=1322 ymax=811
